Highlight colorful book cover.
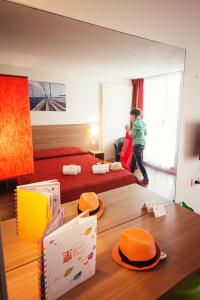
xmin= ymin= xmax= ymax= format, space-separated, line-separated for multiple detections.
xmin=39 ymin=212 xmax=97 ymax=299
xmin=44 ymin=208 xmax=65 ymax=237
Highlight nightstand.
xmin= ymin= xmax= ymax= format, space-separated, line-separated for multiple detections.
xmin=88 ymin=150 xmax=104 ymax=160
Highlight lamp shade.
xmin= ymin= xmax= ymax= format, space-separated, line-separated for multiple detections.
xmin=0 ymin=75 xmax=34 ymax=180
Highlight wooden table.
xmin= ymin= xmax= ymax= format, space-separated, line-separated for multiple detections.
xmin=2 ymin=184 xmax=171 ymax=272
xmin=65 ymin=184 xmax=171 ymax=232
xmin=6 ymin=204 xmax=200 ymax=300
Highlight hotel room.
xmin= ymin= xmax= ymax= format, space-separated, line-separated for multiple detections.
xmin=0 ymin=0 xmax=200 ymax=299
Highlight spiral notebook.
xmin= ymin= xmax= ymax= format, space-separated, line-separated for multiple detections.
xmin=16 ymin=180 xmax=61 ymax=243
xmin=38 ymin=211 xmax=97 ymax=300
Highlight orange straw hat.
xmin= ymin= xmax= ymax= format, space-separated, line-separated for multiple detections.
xmin=78 ymin=192 xmax=104 ymax=218
xmin=112 ymin=227 xmax=161 ymax=270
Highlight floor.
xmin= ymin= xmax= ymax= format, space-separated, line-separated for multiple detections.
xmin=0 ymin=165 xmax=176 ymax=221
xmin=134 ymin=164 xmax=176 ymax=201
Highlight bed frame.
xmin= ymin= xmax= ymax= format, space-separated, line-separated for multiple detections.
xmin=31 ymin=124 xmax=98 ymax=151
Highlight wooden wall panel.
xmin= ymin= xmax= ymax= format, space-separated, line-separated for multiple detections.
xmin=31 ymin=124 xmax=98 ymax=151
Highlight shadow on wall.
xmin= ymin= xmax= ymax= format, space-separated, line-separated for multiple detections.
xmin=184 ymin=122 xmax=200 ymax=158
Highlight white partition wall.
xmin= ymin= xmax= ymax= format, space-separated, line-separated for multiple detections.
xmin=102 ymin=83 xmax=132 ymax=160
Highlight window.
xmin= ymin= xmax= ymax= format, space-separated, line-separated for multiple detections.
xmin=143 ymin=72 xmax=182 ymax=171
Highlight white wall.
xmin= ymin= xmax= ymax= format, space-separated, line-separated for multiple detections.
xmin=0 ymin=64 xmax=129 ymax=126
xmin=9 ymin=0 xmax=200 ymax=211
xmin=102 ymin=83 xmax=132 ymax=160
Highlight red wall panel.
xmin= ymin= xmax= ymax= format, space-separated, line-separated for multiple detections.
xmin=0 ymin=75 xmax=34 ymax=180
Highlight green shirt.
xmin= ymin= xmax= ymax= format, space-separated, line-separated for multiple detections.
xmin=131 ymin=118 xmax=147 ymax=146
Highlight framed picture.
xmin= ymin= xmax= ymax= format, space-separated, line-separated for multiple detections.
xmin=29 ymin=80 xmax=66 ymax=111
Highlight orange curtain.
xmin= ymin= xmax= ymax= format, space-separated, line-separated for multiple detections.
xmin=131 ymin=78 xmax=144 ymax=111
xmin=131 ymin=79 xmax=144 ymax=161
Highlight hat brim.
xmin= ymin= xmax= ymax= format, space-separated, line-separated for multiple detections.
xmin=96 ymin=199 xmax=104 ymax=218
xmin=112 ymin=241 xmax=161 ymax=271
xmin=77 ymin=199 xmax=104 ymax=219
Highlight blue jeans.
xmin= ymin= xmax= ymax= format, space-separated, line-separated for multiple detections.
xmin=131 ymin=144 xmax=148 ymax=179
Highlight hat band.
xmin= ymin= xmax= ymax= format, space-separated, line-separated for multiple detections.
xmin=78 ymin=204 xmax=100 ymax=216
xmin=119 ymin=247 xmax=158 ymax=268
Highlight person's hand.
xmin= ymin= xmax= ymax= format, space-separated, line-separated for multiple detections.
xmin=125 ymin=124 xmax=130 ymax=131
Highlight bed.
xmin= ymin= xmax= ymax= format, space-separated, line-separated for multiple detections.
xmin=18 ymin=147 xmax=140 ymax=203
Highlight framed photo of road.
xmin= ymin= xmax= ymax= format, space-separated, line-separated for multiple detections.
xmin=29 ymin=80 xmax=66 ymax=111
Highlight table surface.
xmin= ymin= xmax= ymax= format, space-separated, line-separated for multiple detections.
xmin=2 ymin=184 xmax=171 ymax=272
xmin=6 ymin=204 xmax=200 ymax=300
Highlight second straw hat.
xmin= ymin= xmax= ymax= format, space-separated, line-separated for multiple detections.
xmin=112 ymin=227 xmax=161 ymax=270
xmin=78 ymin=192 xmax=104 ymax=218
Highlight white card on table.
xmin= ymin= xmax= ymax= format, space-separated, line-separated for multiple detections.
xmin=145 ymin=200 xmax=157 ymax=213
xmin=153 ymin=205 xmax=166 ymax=218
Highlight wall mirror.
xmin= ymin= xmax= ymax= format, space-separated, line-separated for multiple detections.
xmin=0 ymin=0 xmax=185 ymax=201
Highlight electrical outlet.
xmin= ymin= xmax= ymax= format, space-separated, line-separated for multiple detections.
xmin=191 ymin=177 xmax=200 ymax=186
xmin=195 ymin=177 xmax=200 ymax=184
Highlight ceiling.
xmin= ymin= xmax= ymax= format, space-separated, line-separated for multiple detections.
xmin=0 ymin=1 xmax=185 ymax=79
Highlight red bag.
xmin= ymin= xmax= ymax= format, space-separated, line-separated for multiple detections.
xmin=120 ymin=132 xmax=133 ymax=171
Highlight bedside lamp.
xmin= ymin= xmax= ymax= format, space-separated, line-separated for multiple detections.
xmin=0 ymin=74 xmax=34 ymax=299
xmin=90 ymin=123 xmax=99 ymax=145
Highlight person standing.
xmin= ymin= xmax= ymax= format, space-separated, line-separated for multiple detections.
xmin=125 ymin=108 xmax=149 ymax=185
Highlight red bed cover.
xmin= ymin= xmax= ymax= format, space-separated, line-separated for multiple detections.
xmin=18 ymin=148 xmax=140 ymax=203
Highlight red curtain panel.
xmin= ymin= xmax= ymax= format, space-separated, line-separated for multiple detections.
xmin=131 ymin=78 xmax=144 ymax=111
xmin=0 ymin=75 xmax=34 ymax=180
xmin=131 ymin=78 xmax=145 ymax=161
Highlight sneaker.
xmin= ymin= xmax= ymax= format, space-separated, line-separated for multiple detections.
xmin=140 ymin=178 xmax=149 ymax=186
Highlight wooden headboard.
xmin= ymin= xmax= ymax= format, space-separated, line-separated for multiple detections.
xmin=31 ymin=124 xmax=98 ymax=150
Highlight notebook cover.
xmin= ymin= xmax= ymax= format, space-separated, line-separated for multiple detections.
xmin=38 ymin=208 xmax=65 ymax=299
xmin=17 ymin=188 xmax=49 ymax=243
xmin=17 ymin=180 xmax=61 ymax=215
xmin=40 ymin=214 xmax=97 ymax=299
